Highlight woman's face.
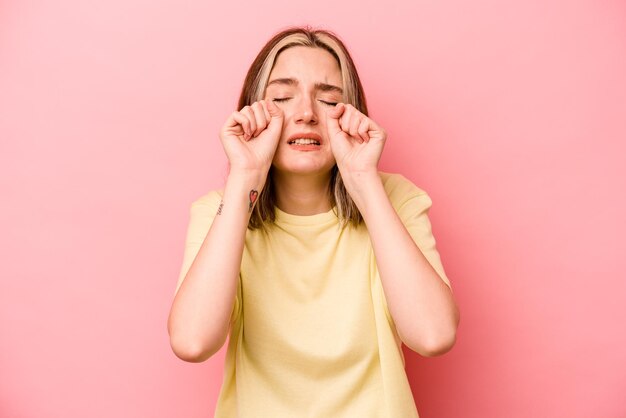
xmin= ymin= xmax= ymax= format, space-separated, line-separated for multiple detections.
xmin=264 ymin=46 xmax=344 ymax=177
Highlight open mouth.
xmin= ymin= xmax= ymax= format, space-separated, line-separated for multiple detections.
xmin=288 ymin=138 xmax=321 ymax=146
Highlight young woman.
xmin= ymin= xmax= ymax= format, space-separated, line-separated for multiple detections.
xmin=168 ymin=26 xmax=459 ymax=417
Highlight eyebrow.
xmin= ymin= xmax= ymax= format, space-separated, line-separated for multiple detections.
xmin=267 ymin=77 xmax=343 ymax=94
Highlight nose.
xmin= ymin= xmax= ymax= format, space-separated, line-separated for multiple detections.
xmin=294 ymin=96 xmax=318 ymax=125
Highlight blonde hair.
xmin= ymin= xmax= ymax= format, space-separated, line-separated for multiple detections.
xmin=237 ymin=26 xmax=369 ymax=230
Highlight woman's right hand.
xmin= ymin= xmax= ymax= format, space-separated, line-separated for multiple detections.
xmin=219 ymin=99 xmax=283 ymax=173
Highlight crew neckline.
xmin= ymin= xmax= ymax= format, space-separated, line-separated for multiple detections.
xmin=274 ymin=205 xmax=338 ymax=226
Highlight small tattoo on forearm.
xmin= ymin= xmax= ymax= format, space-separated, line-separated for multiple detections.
xmin=248 ymin=189 xmax=259 ymax=212
xmin=217 ymin=201 xmax=224 ymax=215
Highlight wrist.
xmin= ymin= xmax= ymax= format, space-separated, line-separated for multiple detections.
xmin=227 ymin=167 xmax=268 ymax=188
xmin=221 ymin=169 xmax=267 ymax=217
xmin=340 ymin=169 xmax=381 ymax=205
xmin=341 ymin=168 xmax=380 ymax=190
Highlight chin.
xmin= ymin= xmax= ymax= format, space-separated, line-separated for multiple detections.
xmin=273 ymin=165 xmax=334 ymax=176
xmin=272 ymin=149 xmax=335 ymax=175
xmin=272 ymin=160 xmax=335 ymax=176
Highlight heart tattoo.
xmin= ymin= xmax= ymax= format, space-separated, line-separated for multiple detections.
xmin=249 ymin=189 xmax=258 ymax=212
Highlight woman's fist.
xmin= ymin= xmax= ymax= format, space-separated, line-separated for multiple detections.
xmin=325 ymin=103 xmax=386 ymax=175
xmin=219 ymin=99 xmax=284 ymax=172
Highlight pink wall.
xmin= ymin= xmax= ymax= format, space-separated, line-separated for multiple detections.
xmin=1 ymin=1 xmax=625 ymax=417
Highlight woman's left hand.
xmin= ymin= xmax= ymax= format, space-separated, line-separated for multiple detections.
xmin=325 ymin=103 xmax=387 ymax=175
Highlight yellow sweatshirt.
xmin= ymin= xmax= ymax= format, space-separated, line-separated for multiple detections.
xmin=176 ymin=171 xmax=452 ymax=418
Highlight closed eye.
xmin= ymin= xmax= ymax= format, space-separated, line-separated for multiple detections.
xmin=272 ymin=98 xmax=291 ymax=103
xmin=319 ymin=100 xmax=338 ymax=106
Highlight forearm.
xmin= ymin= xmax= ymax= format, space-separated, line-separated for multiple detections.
xmin=344 ymin=171 xmax=459 ymax=356
xmin=167 ymin=169 xmax=265 ymax=362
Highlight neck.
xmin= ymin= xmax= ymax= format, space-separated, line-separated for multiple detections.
xmin=272 ymin=169 xmax=333 ymax=216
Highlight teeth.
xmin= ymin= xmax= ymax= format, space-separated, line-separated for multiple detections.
xmin=290 ymin=138 xmax=320 ymax=145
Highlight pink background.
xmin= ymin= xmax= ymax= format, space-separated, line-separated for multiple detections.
xmin=1 ymin=0 xmax=625 ymax=417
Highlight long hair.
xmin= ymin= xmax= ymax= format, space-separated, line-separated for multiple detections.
xmin=237 ymin=26 xmax=369 ymax=230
